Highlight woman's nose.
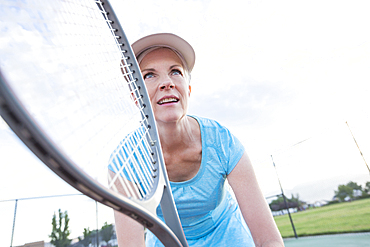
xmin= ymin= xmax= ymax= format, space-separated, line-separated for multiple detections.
xmin=159 ymin=78 xmax=175 ymax=90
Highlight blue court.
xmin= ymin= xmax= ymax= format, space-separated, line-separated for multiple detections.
xmin=284 ymin=232 xmax=370 ymax=247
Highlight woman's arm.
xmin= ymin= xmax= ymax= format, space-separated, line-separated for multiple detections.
xmin=114 ymin=210 xmax=145 ymax=247
xmin=228 ymin=153 xmax=285 ymax=247
xmin=109 ymin=170 xmax=146 ymax=247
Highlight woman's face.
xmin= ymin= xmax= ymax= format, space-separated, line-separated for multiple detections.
xmin=139 ymin=48 xmax=191 ymax=124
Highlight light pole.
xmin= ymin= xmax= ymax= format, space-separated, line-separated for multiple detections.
xmin=271 ymin=155 xmax=298 ymax=239
xmin=10 ymin=199 xmax=18 ymax=247
xmin=346 ymin=121 xmax=370 ymax=175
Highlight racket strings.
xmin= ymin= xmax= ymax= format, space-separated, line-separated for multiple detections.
xmin=1 ymin=0 xmax=159 ymax=200
xmin=95 ymin=0 xmax=159 ymax=200
xmin=108 ymin=128 xmax=157 ymax=200
xmin=2 ymin=1 xmax=129 ymax=131
xmin=47 ymin=2 xmax=145 ymax=167
xmin=1 ymin=2 xmax=188 ymax=245
xmin=108 ymin=64 xmax=158 ymax=200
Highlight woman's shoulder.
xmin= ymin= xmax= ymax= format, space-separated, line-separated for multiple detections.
xmin=190 ymin=114 xmax=244 ymax=152
xmin=189 ymin=115 xmax=227 ymax=131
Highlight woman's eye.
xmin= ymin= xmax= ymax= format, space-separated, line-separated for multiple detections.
xmin=171 ymin=69 xmax=183 ymax=76
xmin=143 ymin=73 xmax=154 ymax=80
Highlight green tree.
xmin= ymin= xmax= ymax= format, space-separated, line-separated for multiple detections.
xmin=269 ymin=194 xmax=305 ymax=211
xmin=334 ymin=181 xmax=364 ymax=201
xmin=100 ymin=222 xmax=114 ymax=243
xmin=290 ymin=194 xmax=304 ymax=208
xmin=335 ymin=184 xmax=354 ymax=201
xmin=78 ymin=227 xmax=93 ymax=247
xmin=361 ymin=181 xmax=370 ymax=197
xmin=364 ymin=182 xmax=370 ymax=193
xmin=347 ymin=181 xmax=362 ymax=191
xmin=49 ymin=209 xmax=72 ymax=247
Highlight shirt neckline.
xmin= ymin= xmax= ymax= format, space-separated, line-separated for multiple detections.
xmin=170 ymin=115 xmax=205 ymax=186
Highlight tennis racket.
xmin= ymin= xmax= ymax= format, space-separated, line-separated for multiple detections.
xmin=0 ymin=0 xmax=187 ymax=246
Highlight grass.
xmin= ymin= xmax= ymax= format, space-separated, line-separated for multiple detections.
xmin=274 ymin=198 xmax=370 ymax=238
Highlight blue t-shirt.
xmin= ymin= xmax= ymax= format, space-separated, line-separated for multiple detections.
xmin=146 ymin=116 xmax=255 ymax=247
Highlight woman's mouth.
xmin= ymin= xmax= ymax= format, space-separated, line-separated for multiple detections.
xmin=157 ymin=97 xmax=179 ymax=105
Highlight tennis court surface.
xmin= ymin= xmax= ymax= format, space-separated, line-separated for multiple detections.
xmin=284 ymin=232 xmax=370 ymax=247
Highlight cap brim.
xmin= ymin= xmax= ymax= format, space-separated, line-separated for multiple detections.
xmin=132 ymin=33 xmax=195 ymax=73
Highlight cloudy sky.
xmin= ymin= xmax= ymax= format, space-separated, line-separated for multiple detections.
xmin=1 ymin=0 xmax=370 ymax=245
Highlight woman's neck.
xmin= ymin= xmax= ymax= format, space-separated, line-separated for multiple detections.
xmin=157 ymin=115 xmax=199 ymax=153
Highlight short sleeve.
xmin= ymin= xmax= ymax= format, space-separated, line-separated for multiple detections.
xmin=219 ymin=126 xmax=245 ymax=175
xmin=192 ymin=115 xmax=245 ymax=176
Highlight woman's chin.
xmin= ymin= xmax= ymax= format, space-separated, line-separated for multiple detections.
xmin=154 ymin=112 xmax=186 ymax=124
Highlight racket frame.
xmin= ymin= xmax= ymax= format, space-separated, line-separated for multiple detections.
xmin=0 ymin=0 xmax=187 ymax=246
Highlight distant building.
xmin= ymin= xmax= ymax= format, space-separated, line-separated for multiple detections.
xmin=353 ymin=189 xmax=362 ymax=197
xmin=15 ymin=241 xmax=44 ymax=247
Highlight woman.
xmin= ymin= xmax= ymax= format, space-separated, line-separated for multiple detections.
xmin=113 ymin=33 xmax=284 ymax=247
